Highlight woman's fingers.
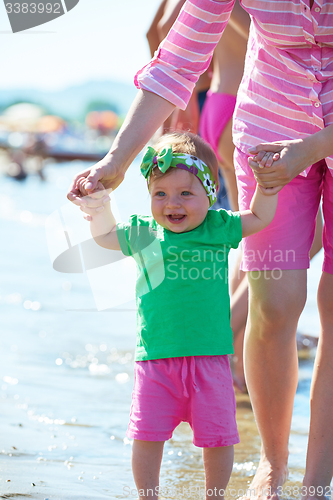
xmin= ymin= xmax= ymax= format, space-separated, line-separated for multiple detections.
xmin=260 ymin=152 xmax=278 ymax=167
xmin=248 ymin=142 xmax=284 ymax=155
xmin=249 ymin=152 xmax=281 ymax=169
xmin=249 ymin=157 xmax=273 ymax=172
xmin=67 ymin=188 xmax=87 ymax=207
xmin=82 ymin=167 xmax=104 ymax=192
xmin=75 ymin=180 xmax=111 ymax=209
xmin=67 ymin=167 xmax=107 ymax=206
xmin=250 ymin=151 xmax=267 ymax=164
xmin=67 ymin=167 xmax=97 ymax=202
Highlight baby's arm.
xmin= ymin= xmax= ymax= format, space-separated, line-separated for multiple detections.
xmin=77 ymin=178 xmax=120 ymax=251
xmin=240 ymin=185 xmax=278 ymax=238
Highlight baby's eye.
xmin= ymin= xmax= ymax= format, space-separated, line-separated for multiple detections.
xmin=155 ymin=191 xmax=165 ymax=197
xmin=182 ymin=191 xmax=191 ymax=196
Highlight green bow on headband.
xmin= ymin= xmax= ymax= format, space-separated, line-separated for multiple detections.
xmin=140 ymin=145 xmax=174 ymax=179
xmin=139 ymin=144 xmax=218 ymax=207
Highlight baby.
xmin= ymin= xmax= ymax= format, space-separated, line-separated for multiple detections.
xmin=76 ymin=132 xmax=278 ymax=500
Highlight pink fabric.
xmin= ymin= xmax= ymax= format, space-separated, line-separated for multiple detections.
xmin=322 ymin=166 xmax=333 ymax=274
xmin=199 ymin=91 xmax=237 ymax=161
xmin=135 ymin=0 xmax=333 ymax=172
xmin=234 ymin=148 xmax=333 ymax=272
xmin=127 ymin=355 xmax=239 ymax=448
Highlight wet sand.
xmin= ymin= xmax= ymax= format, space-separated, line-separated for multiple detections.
xmin=0 ymin=360 xmax=314 ymax=500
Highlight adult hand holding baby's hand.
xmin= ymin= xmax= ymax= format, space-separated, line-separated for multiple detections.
xmin=67 ymin=152 xmax=125 ymax=208
xmin=76 ymin=177 xmax=111 ymax=221
xmin=248 ymin=138 xmax=316 ymax=195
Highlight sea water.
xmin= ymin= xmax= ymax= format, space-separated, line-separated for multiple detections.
xmin=0 ymin=159 xmax=325 ymax=499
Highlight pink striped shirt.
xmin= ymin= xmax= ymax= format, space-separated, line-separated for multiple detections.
xmin=135 ymin=0 xmax=333 ymax=172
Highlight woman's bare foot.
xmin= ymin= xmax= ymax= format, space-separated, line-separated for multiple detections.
xmin=239 ymin=457 xmax=289 ymax=500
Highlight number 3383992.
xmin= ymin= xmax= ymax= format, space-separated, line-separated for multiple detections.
xmin=5 ymin=3 xmax=61 ymax=14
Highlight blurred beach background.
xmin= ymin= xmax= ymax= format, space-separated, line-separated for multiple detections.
xmin=0 ymin=1 xmax=325 ymax=499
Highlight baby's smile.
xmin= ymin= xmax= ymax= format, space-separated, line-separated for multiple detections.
xmin=166 ymin=214 xmax=187 ymax=224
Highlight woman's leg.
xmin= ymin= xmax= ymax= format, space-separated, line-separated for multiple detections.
xmin=229 ymin=254 xmax=248 ymax=391
xmin=303 ymin=167 xmax=333 ymax=496
xmin=231 ymin=324 xmax=246 ymax=392
xmin=218 ymin=117 xmax=239 ymax=212
xmin=230 ymin=250 xmax=246 ymax=295
xmin=243 ymin=269 xmax=307 ymax=500
xmin=302 ymin=275 xmax=333 ymax=498
xmin=309 ymin=207 xmax=323 ymax=260
xmin=132 ymin=440 xmax=165 ymax=499
xmin=218 ymin=119 xmax=249 ymax=390
xmin=203 ymin=445 xmax=234 ymax=499
xmin=230 ymin=271 xmax=248 ymax=339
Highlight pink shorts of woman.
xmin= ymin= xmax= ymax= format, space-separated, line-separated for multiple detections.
xmin=235 ymin=148 xmax=333 ymax=274
xmin=199 ymin=91 xmax=237 ymax=162
xmin=127 ymin=355 xmax=239 ymax=448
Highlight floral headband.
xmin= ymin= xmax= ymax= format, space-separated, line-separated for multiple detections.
xmin=140 ymin=145 xmax=217 ymax=206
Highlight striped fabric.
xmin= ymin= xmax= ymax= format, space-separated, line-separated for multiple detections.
xmin=135 ymin=0 xmax=333 ymax=172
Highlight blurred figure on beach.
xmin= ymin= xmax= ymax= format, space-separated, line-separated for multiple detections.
xmin=146 ymin=0 xmax=211 ymax=135
xmin=145 ymin=0 xmax=324 ymax=394
xmin=198 ymin=4 xmax=323 ymax=391
xmin=199 ymin=0 xmax=250 ymax=392
xmin=146 ymin=0 xmax=250 ymax=392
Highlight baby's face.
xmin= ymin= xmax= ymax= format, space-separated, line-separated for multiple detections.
xmin=150 ymin=168 xmax=210 ymax=233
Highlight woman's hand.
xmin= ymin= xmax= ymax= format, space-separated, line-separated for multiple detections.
xmin=248 ymin=138 xmax=318 ymax=195
xmin=67 ymin=152 xmax=125 ymax=208
xmin=75 ymin=177 xmax=111 ymax=222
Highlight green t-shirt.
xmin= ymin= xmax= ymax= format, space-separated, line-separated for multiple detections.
xmin=117 ymin=209 xmax=242 ymax=361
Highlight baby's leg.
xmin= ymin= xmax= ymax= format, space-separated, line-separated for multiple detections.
xmin=132 ymin=439 xmax=165 ymax=499
xmin=203 ymin=445 xmax=234 ymax=499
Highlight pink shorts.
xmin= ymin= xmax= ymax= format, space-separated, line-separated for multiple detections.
xmin=199 ymin=91 xmax=237 ymax=162
xmin=127 ymin=356 xmax=239 ymax=448
xmin=235 ymin=148 xmax=333 ymax=273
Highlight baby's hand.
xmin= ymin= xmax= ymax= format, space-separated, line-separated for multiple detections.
xmin=249 ymin=151 xmax=280 ymax=168
xmin=76 ymin=176 xmax=104 ymax=197
xmin=76 ymin=177 xmax=110 ymax=221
